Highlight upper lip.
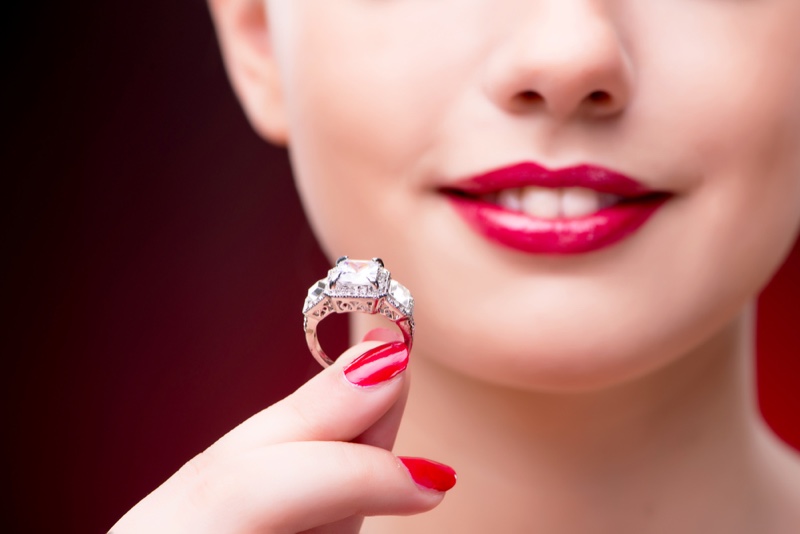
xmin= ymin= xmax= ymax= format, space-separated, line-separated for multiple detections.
xmin=441 ymin=162 xmax=664 ymax=198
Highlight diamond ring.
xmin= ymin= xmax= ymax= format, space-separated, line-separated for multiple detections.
xmin=303 ymin=257 xmax=415 ymax=367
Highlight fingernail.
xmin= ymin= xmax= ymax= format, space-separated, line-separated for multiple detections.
xmin=398 ymin=457 xmax=457 ymax=492
xmin=344 ymin=342 xmax=408 ymax=387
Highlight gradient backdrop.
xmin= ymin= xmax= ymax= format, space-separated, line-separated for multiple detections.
xmin=6 ymin=2 xmax=799 ymax=532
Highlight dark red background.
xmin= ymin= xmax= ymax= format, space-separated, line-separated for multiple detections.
xmin=6 ymin=2 xmax=798 ymax=532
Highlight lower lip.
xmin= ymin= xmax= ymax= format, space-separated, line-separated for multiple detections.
xmin=447 ymin=195 xmax=669 ymax=255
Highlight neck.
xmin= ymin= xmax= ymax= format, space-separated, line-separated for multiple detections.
xmin=360 ymin=305 xmax=794 ymax=533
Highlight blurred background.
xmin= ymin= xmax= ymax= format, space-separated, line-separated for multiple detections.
xmin=5 ymin=2 xmax=798 ymax=532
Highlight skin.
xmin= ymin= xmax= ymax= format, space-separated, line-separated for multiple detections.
xmin=113 ymin=0 xmax=800 ymax=532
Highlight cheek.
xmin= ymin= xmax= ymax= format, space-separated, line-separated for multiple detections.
xmin=278 ymin=13 xmax=486 ymax=259
xmin=662 ymin=26 xmax=800 ymax=294
xmin=282 ymin=55 xmax=423 ymax=260
xmin=627 ymin=3 xmax=800 ymax=309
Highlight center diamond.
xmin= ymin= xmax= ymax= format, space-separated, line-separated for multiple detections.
xmin=337 ymin=259 xmax=379 ymax=285
xmin=329 ymin=259 xmax=385 ymax=296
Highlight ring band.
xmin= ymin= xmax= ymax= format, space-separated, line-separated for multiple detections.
xmin=302 ymin=257 xmax=415 ymax=367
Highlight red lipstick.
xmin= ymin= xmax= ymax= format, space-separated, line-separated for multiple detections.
xmin=443 ymin=162 xmax=670 ymax=255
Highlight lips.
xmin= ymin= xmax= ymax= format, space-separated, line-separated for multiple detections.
xmin=441 ymin=162 xmax=671 ymax=255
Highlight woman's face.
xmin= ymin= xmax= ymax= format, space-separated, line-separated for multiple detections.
xmin=255 ymin=0 xmax=800 ymax=390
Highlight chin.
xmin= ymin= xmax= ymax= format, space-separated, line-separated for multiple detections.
xmin=413 ymin=299 xmax=745 ymax=393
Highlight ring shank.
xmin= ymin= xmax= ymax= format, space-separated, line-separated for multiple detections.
xmin=305 ymin=315 xmax=414 ymax=367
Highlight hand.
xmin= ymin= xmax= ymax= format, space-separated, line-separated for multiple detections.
xmin=109 ymin=328 xmax=456 ymax=533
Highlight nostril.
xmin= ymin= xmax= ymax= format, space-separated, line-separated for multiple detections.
xmin=519 ymin=90 xmax=543 ymax=103
xmin=588 ymin=90 xmax=612 ymax=104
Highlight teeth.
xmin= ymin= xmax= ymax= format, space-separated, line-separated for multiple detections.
xmin=496 ymin=189 xmax=522 ymax=211
xmin=495 ymin=187 xmax=622 ymax=219
xmin=521 ymin=187 xmax=561 ymax=218
xmin=561 ymin=187 xmax=600 ymax=218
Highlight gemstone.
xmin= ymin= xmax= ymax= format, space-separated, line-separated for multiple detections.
xmin=308 ymin=280 xmax=326 ymax=300
xmin=303 ymin=280 xmax=327 ymax=312
xmin=389 ymin=280 xmax=413 ymax=311
xmin=332 ymin=259 xmax=381 ymax=290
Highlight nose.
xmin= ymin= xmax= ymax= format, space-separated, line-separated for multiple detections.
xmin=483 ymin=3 xmax=633 ymax=122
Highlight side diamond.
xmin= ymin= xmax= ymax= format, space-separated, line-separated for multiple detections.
xmin=303 ymin=280 xmax=327 ymax=313
xmin=387 ymin=280 xmax=414 ymax=315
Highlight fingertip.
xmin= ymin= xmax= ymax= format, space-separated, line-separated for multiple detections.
xmin=344 ymin=342 xmax=409 ymax=388
xmin=398 ymin=457 xmax=457 ymax=493
xmin=361 ymin=327 xmax=404 ymax=343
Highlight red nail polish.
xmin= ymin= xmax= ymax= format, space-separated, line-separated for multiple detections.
xmin=399 ymin=457 xmax=457 ymax=492
xmin=344 ymin=342 xmax=408 ymax=387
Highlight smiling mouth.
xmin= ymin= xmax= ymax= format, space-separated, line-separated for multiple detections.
xmin=445 ymin=185 xmax=668 ymax=220
xmin=440 ymin=162 xmax=673 ymax=255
